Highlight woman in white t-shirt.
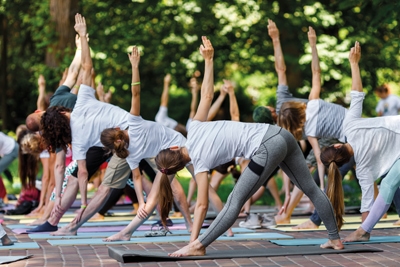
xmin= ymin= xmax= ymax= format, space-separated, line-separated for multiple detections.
xmin=101 ymin=46 xmax=232 ymax=242
xmin=0 ymin=131 xmax=19 ymax=203
xmin=321 ymin=43 xmax=400 ymax=242
xmin=154 ymin=37 xmax=343 ymax=257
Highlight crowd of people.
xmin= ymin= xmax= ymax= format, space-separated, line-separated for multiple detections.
xmin=0 ymin=13 xmax=399 ymax=256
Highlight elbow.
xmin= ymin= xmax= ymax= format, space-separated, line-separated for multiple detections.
xmin=195 ymin=201 xmax=209 ymax=214
xmin=55 ymin=163 xmax=66 ymax=176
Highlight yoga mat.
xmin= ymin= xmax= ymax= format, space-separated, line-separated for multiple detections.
xmin=19 ymin=215 xmax=135 ymax=224
xmin=108 ymin=245 xmax=382 ymax=263
xmin=0 ymin=242 xmax=40 ymax=250
xmin=272 ymin=222 xmax=400 ymax=232
xmin=47 ymin=232 xmax=293 ymax=246
xmin=0 ymin=255 xmax=32 ymax=264
xmin=13 ymin=223 xmax=209 ymax=235
xmin=28 ymin=227 xmax=255 ymax=239
xmin=277 ymin=214 xmax=400 ymax=226
xmin=270 ymin=236 xmax=400 ymax=246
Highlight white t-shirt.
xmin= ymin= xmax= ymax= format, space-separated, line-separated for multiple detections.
xmin=305 ymin=99 xmax=347 ymax=142
xmin=0 ymin=132 xmax=15 ymax=157
xmin=186 ymin=120 xmax=269 ymax=175
xmin=375 ymin=94 xmax=400 ymax=116
xmin=70 ymin=84 xmax=130 ymax=160
xmin=126 ymin=115 xmax=186 ymax=170
xmin=39 ymin=150 xmax=50 ymax=159
xmin=344 ymin=91 xmax=400 ymax=212
xmin=155 ymin=106 xmax=178 ymax=129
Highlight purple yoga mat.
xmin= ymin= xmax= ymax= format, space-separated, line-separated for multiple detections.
xmin=12 ymin=223 xmax=210 ymax=235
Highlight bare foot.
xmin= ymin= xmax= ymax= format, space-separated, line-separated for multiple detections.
xmin=169 ymin=240 xmax=206 ymax=257
xmin=1 ymin=235 xmax=14 ymax=246
xmin=89 ymin=213 xmax=104 ymax=221
xmin=102 ymin=232 xmax=131 ymax=242
xmin=274 ymin=213 xmax=290 ymax=224
xmin=226 ymin=228 xmax=234 ymax=237
xmin=393 ymin=219 xmax=400 ymax=225
xmin=320 ymin=239 xmax=344 ymax=250
xmin=292 ymin=219 xmax=319 ymax=229
xmin=343 ymin=228 xmax=370 ymax=242
xmin=50 ymin=226 xmax=77 ymax=236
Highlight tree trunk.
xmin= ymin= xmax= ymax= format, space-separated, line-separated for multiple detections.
xmin=45 ymin=0 xmax=79 ymax=68
xmin=0 ymin=15 xmax=8 ymax=130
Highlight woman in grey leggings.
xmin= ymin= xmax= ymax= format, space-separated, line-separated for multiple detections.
xmin=154 ymin=36 xmax=343 ymax=257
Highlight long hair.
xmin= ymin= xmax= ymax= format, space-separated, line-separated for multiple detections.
xmin=17 ymin=127 xmax=39 ymax=189
xmin=40 ymin=106 xmax=72 ymax=153
xmin=100 ymin=128 xmax=129 ymax=158
xmin=320 ymin=145 xmax=352 ymax=230
xmin=278 ymin=101 xmax=306 ymax=140
xmin=155 ymin=148 xmax=188 ymax=228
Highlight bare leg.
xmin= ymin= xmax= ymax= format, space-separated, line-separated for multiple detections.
xmin=343 ymin=227 xmax=370 ymax=243
xmin=171 ymin=179 xmax=193 ymax=232
xmin=275 ymin=186 xmax=304 ymax=224
xmin=320 ymin=239 xmax=345 ymax=249
xmin=48 ymin=177 xmax=79 ymax=226
xmin=266 ymin=178 xmax=282 ymax=209
xmin=50 ymin=184 xmax=111 ymax=236
xmin=28 ymin=201 xmax=54 ymax=225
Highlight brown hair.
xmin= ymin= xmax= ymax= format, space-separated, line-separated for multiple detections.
xmin=320 ymin=145 xmax=352 ymax=230
xmin=278 ymin=101 xmax=306 ymax=140
xmin=375 ymin=84 xmax=390 ymax=94
xmin=40 ymin=106 xmax=72 ymax=153
xmin=155 ymin=148 xmax=188 ymax=228
xmin=100 ymin=128 xmax=129 ymax=158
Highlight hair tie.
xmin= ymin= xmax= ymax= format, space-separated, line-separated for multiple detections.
xmin=160 ymin=168 xmax=169 ymax=175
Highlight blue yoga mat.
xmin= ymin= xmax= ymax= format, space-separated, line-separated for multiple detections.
xmin=0 ymin=242 xmax=40 ymax=250
xmin=270 ymin=236 xmax=400 ymax=246
xmin=29 ymin=227 xmax=255 ymax=239
xmin=47 ymin=232 xmax=293 ymax=246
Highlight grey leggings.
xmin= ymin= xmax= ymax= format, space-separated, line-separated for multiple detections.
xmin=198 ymin=125 xmax=340 ymax=246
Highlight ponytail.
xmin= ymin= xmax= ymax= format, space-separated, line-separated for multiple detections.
xmin=326 ymin=162 xmax=344 ymax=230
xmin=320 ymin=144 xmax=353 ymax=231
xmin=100 ymin=128 xmax=129 ymax=158
xmin=155 ymin=148 xmax=189 ymax=228
xmin=158 ymin=172 xmax=173 ymax=229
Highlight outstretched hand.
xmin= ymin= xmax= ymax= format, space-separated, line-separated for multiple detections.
xmin=267 ymin=19 xmax=279 ymax=40
xmin=96 ymin=82 xmax=105 ymax=101
xmin=349 ymin=41 xmax=361 ymax=64
xmin=164 ymin=74 xmax=172 ymax=84
xmin=74 ymin=13 xmax=87 ymax=37
xmin=128 ymin=46 xmax=140 ymax=68
xmin=199 ymin=36 xmax=214 ymax=61
xmin=308 ymin=26 xmax=317 ymax=47
xmin=38 ymin=74 xmax=46 ymax=88
xmin=222 ymin=79 xmax=234 ymax=94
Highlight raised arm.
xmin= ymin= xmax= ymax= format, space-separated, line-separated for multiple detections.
xmin=308 ymin=27 xmax=321 ymax=100
xmin=62 ymin=34 xmax=82 ymax=88
xmin=223 ymin=79 xmax=240 ymax=121
xmin=193 ymin=36 xmax=214 ymax=122
xmin=128 ymin=46 xmax=141 ymax=116
xmin=74 ymin=14 xmax=91 ymax=87
xmin=37 ymin=74 xmax=47 ymax=111
xmin=96 ymin=82 xmax=105 ymax=102
xmin=188 ymin=77 xmax=200 ymax=119
xmin=349 ymin=41 xmax=362 ymax=92
xmin=207 ymin=86 xmax=226 ymax=121
xmin=160 ymin=74 xmax=171 ymax=107
xmin=268 ymin=19 xmax=287 ymax=86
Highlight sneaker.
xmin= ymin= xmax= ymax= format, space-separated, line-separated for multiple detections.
xmin=239 ymin=213 xmax=261 ymax=229
xmin=260 ymin=213 xmax=277 ymax=228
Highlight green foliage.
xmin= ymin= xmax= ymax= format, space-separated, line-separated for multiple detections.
xmin=0 ymin=0 xmax=400 ymax=131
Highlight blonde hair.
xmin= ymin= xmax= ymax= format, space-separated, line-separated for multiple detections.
xmin=278 ymin=101 xmax=306 ymax=140
xmin=20 ymin=133 xmax=43 ymax=155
